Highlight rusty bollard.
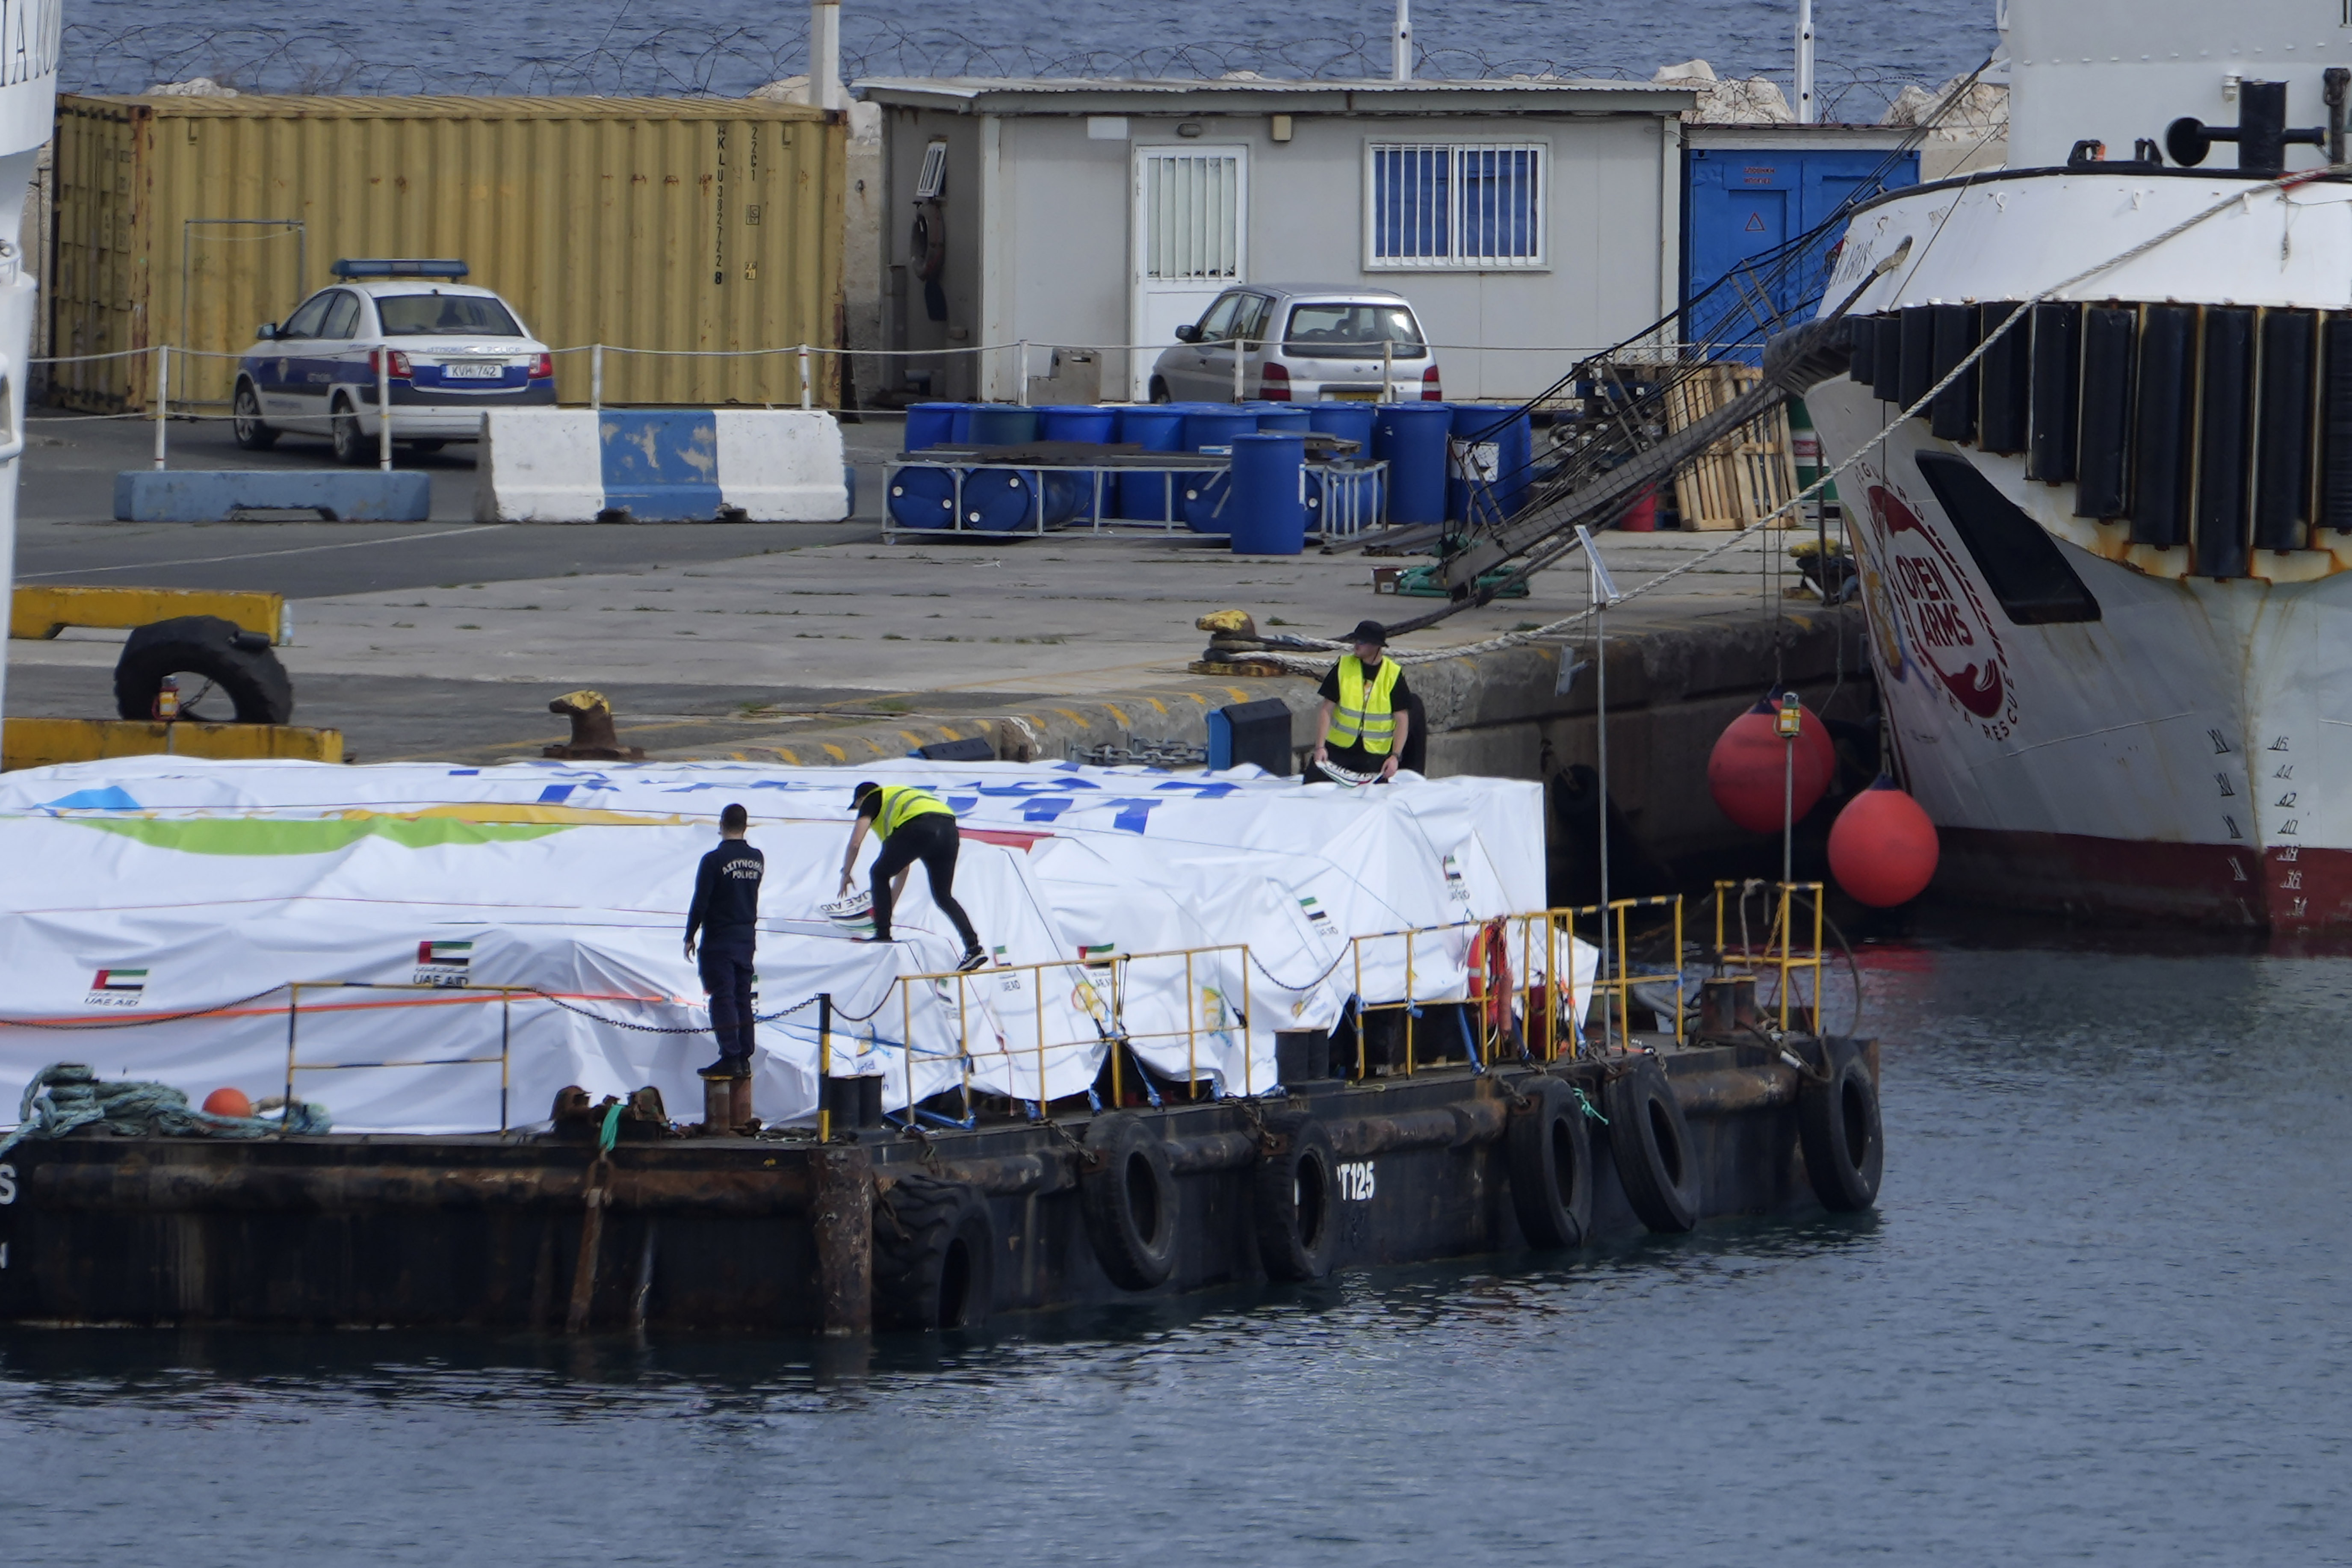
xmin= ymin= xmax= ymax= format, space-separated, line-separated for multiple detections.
xmin=543 ymin=688 xmax=647 ymax=761
xmin=813 ymin=1144 xmax=874 ymax=1337
xmin=701 ymin=1074 xmax=735 ymax=1132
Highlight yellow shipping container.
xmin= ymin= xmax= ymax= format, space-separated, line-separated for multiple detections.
xmin=49 ymin=94 xmax=845 ymax=413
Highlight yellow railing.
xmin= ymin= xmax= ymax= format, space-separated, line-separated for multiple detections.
xmin=1713 ymin=880 xmax=1827 ymax=1031
xmin=281 ymin=980 xmax=521 ymax=1132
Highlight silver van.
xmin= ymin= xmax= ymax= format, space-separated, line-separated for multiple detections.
xmin=1149 ymin=285 xmax=1441 ymax=404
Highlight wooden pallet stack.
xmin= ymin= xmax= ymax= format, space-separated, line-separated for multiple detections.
xmin=1665 ymin=365 xmax=1802 ymax=530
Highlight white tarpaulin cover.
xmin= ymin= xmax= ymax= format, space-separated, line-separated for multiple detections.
xmin=0 ymin=757 xmax=1584 ymax=1133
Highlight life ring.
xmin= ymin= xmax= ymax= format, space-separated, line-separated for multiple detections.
xmin=872 ymin=1172 xmax=995 ymax=1330
xmin=1253 ymin=1110 xmax=1339 ymax=1280
xmin=1506 ymin=1075 xmax=1593 ymax=1248
xmin=1602 ymin=1053 xmax=1701 ymax=1234
xmin=1797 ymin=1039 xmax=1884 ymax=1211
xmin=910 ymin=200 xmax=947 ymax=283
xmin=1466 ymin=920 xmax=1513 ymax=1037
xmin=1079 ymin=1111 xmax=1179 ymax=1290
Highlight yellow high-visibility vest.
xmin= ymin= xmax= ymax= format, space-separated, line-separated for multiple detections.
xmin=1329 ymin=655 xmax=1401 ymax=755
xmin=875 ymin=784 xmax=955 ymax=838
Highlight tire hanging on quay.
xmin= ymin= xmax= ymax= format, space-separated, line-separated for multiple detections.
xmin=1604 ymin=1054 xmax=1702 ymax=1234
xmin=1079 ymin=1111 xmax=1180 ymax=1291
xmin=873 ymin=1172 xmax=995 ymax=1332
xmin=1253 ymin=1110 xmax=1339 ymax=1282
xmin=1797 ymin=1042 xmax=1885 ymax=1212
xmin=1506 ymin=1075 xmax=1593 ymax=1249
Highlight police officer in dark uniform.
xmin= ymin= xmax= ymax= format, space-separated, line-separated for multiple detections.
xmin=686 ymin=802 xmax=764 ymax=1079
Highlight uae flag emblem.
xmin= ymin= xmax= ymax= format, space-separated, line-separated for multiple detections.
xmin=417 ymin=940 xmax=472 ymax=967
xmin=92 ymin=968 xmax=147 ymax=995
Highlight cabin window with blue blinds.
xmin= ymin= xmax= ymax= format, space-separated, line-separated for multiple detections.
xmin=1368 ymin=143 xmax=1545 ymax=269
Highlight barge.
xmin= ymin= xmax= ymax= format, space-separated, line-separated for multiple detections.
xmin=0 ymin=892 xmax=1882 ymax=1335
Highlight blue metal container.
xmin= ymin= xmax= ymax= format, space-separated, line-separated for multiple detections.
xmin=904 ymin=402 xmax=973 ymax=452
xmin=1117 ymin=405 xmax=1189 ymax=520
xmin=887 ymin=466 xmax=958 ymax=529
xmin=1446 ymin=404 xmax=1536 ymax=524
xmin=1227 ymin=432 xmax=1307 ymax=556
xmin=960 ymin=467 xmax=1040 ymax=532
xmin=1038 ymin=406 xmax=1117 ymax=443
xmin=1683 ymin=144 xmax=1920 ymax=363
xmin=965 ymin=405 xmax=1040 ymax=446
xmin=1373 ymin=402 xmax=1452 ymax=526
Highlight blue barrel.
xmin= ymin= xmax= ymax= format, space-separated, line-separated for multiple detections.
xmin=887 ymin=466 xmax=958 ymax=529
xmin=1117 ymin=405 xmax=1189 ymax=520
xmin=1228 ymin=432 xmax=1307 ymax=556
xmin=1037 ymin=405 xmax=1117 ymax=523
xmin=966 ymin=405 xmax=1039 ymax=446
xmin=1248 ymin=405 xmax=1313 ymax=434
xmin=1184 ymin=407 xmax=1258 ymax=451
xmin=1304 ymin=402 xmax=1377 ymax=450
xmin=961 ymin=467 xmax=1040 ymax=532
xmin=1447 ymin=404 xmax=1536 ymax=523
xmin=905 ymin=402 xmax=973 ymax=452
xmin=1374 ymin=402 xmax=1453 ymax=526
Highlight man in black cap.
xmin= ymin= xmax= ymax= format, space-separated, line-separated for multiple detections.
xmin=1309 ymin=619 xmax=1412 ymax=784
xmin=840 ymin=781 xmax=988 ymax=972
xmin=685 ymin=802 xmax=764 ymax=1079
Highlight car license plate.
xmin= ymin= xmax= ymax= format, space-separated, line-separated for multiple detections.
xmin=1329 ymin=390 xmax=1381 ymax=402
xmin=443 ymin=362 xmax=505 ymax=380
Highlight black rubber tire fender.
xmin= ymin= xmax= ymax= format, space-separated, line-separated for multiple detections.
xmin=1078 ymin=1111 xmax=1180 ymax=1291
xmin=1603 ymin=1054 xmax=1701 ymax=1234
xmin=1798 ymin=1042 xmax=1885 ymax=1212
xmin=872 ymin=1172 xmax=996 ymax=1332
xmin=1506 ymin=1075 xmax=1594 ymax=1249
xmin=113 ymin=615 xmax=295 ymax=725
xmin=1253 ymin=1110 xmax=1339 ymax=1282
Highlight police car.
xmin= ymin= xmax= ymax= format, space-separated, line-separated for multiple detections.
xmin=232 ymin=259 xmax=557 ymax=462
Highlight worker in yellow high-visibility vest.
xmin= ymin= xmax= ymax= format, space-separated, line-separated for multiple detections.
xmin=839 ymin=781 xmax=987 ymax=972
xmin=1309 ymin=619 xmax=1413 ymax=784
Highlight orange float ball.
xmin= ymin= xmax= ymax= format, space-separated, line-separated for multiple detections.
xmin=1828 ymin=777 xmax=1941 ymax=907
xmin=202 ymin=1087 xmax=254 ymax=1119
xmin=1707 ymin=694 xmax=1835 ymax=834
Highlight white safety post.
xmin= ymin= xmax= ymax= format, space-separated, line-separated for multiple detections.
xmin=1577 ymin=525 xmax=1621 ymax=1047
xmin=1392 ymin=0 xmax=1412 ymax=82
xmin=798 ymin=343 xmax=813 ymax=409
xmin=1380 ymin=338 xmax=1394 ymax=401
xmin=810 ymin=0 xmax=845 ymax=111
xmin=1017 ymin=339 xmax=1030 ymax=406
xmin=378 ymin=351 xmax=393 ymax=470
xmin=1795 ymin=0 xmax=1816 ymax=124
xmin=151 ymin=343 xmax=168 ymax=470
xmin=590 ymin=343 xmax=604 ymax=412
xmin=1232 ymin=335 xmax=1245 ymax=403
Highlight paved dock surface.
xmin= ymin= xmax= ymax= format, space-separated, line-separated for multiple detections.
xmin=7 ymin=410 xmax=1835 ymax=767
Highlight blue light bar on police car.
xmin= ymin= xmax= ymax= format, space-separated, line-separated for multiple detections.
xmin=329 ymin=258 xmax=470 ymax=280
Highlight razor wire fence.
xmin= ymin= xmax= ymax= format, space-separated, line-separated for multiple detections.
xmin=61 ymin=19 xmax=1930 ymax=122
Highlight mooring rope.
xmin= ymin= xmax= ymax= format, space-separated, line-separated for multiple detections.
xmin=0 ymin=1062 xmax=331 ymax=1160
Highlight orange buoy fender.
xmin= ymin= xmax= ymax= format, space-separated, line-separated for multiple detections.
xmin=202 ymin=1086 xmax=253 ymax=1119
xmin=1707 ymin=694 xmax=1834 ymax=834
xmin=1828 ymin=776 xmax=1941 ymax=907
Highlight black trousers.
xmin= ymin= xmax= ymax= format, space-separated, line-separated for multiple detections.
xmin=698 ymin=934 xmax=757 ymax=1058
xmin=870 ymin=814 xmax=982 ymax=952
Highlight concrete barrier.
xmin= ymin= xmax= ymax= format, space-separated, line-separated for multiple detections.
xmin=12 ymin=586 xmax=290 ymax=644
xmin=113 ymin=470 xmax=431 ymax=523
xmin=475 ymin=408 xmax=849 ymax=523
xmin=2 ymin=717 xmax=344 ymax=771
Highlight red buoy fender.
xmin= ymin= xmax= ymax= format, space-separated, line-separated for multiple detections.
xmin=1828 ymin=776 xmax=1940 ymax=907
xmin=1707 ymin=694 xmax=1835 ymax=834
xmin=202 ymin=1086 xmax=253 ymax=1119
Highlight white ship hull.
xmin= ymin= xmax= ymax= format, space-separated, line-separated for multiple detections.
xmin=1808 ymin=157 xmax=2352 ymax=928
